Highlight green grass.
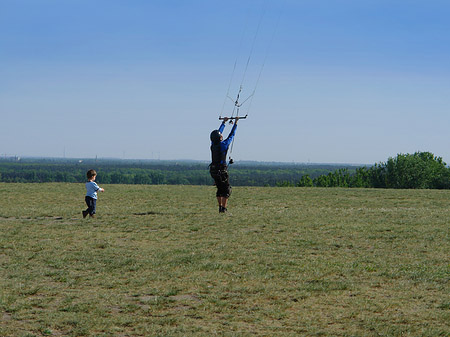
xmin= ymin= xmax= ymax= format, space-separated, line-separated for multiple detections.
xmin=0 ymin=183 xmax=449 ymax=336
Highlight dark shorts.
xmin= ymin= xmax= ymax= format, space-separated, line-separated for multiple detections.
xmin=210 ymin=165 xmax=232 ymax=198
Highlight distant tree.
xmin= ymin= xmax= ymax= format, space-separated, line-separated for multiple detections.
xmin=383 ymin=152 xmax=450 ymax=189
xmin=297 ymin=174 xmax=313 ymax=187
xmin=314 ymin=174 xmax=330 ymax=187
xmin=150 ymin=171 xmax=165 ymax=184
xmin=351 ymin=167 xmax=371 ymax=188
xmin=331 ymin=168 xmax=351 ymax=187
xmin=134 ymin=173 xmax=152 ymax=185
xmin=367 ymin=163 xmax=386 ymax=188
xmin=110 ymin=172 xmax=123 ymax=184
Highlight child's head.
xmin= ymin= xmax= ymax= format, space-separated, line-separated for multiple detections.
xmin=87 ymin=169 xmax=97 ymax=181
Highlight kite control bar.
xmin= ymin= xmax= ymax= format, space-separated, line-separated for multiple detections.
xmin=219 ymin=114 xmax=248 ymax=121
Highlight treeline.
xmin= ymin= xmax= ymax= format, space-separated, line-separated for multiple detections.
xmin=0 ymin=159 xmax=343 ymax=187
xmin=1 ymin=152 xmax=449 ymax=189
xmin=278 ymin=152 xmax=450 ymax=189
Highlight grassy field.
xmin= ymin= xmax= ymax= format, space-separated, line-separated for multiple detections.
xmin=0 ymin=183 xmax=449 ymax=336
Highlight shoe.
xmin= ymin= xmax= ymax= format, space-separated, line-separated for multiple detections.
xmin=89 ymin=214 xmax=96 ymax=218
xmin=82 ymin=211 xmax=88 ymax=218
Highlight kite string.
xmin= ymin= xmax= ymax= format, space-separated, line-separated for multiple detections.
xmin=221 ymin=1 xmax=266 ymax=120
xmin=220 ymin=16 xmax=250 ymax=118
xmin=244 ymin=4 xmax=281 ymax=116
xmin=220 ymin=0 xmax=281 ymax=162
xmin=239 ymin=3 xmax=266 ymax=90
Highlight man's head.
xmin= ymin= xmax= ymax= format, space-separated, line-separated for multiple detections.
xmin=210 ymin=130 xmax=223 ymax=144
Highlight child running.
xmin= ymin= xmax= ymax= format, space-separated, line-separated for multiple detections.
xmin=82 ymin=169 xmax=104 ymax=218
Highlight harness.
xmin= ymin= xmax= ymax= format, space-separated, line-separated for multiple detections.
xmin=210 ymin=143 xmax=227 ymax=167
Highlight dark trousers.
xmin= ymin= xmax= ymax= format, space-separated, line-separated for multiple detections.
xmin=210 ymin=165 xmax=231 ymax=198
xmin=85 ymin=196 xmax=97 ymax=215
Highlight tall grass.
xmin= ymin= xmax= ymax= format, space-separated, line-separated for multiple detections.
xmin=0 ymin=183 xmax=449 ymax=336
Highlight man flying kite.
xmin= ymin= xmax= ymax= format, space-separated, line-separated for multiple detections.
xmin=209 ymin=117 xmax=239 ymax=213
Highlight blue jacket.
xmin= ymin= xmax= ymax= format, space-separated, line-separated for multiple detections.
xmin=211 ymin=122 xmax=237 ymax=166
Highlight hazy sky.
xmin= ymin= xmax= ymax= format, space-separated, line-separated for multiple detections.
xmin=2 ymin=0 xmax=450 ymax=164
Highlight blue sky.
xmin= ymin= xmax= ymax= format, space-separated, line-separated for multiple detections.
xmin=1 ymin=0 xmax=450 ymax=164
